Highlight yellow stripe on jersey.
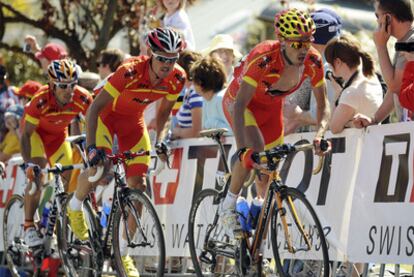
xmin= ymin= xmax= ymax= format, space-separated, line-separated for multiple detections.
xmin=243 ymin=76 xmax=258 ymax=88
xmin=104 ymin=82 xmax=120 ymax=98
xmin=166 ymin=93 xmax=179 ymax=101
xmin=314 ymin=79 xmax=325 ymax=88
xmin=25 ymin=114 xmax=40 ymax=125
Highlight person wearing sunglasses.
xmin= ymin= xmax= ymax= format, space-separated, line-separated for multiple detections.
xmin=66 ymin=27 xmax=185 ymax=277
xmin=220 ymin=8 xmax=330 ymax=241
xmin=20 ymin=59 xmax=93 ymax=248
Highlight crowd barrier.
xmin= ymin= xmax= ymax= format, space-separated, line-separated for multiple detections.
xmin=0 ymin=122 xmax=413 ymax=275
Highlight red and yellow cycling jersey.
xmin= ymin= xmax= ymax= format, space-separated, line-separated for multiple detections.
xmin=24 ymin=85 xmax=92 ymax=134
xmin=223 ymin=40 xmax=325 ymax=149
xmin=101 ymin=55 xmax=186 ymax=118
xmin=227 ymin=40 xmax=325 ymax=106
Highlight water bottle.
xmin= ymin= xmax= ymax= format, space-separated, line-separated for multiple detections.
xmin=236 ymin=197 xmax=251 ymax=232
xmin=249 ymin=197 xmax=264 ymax=230
xmin=100 ymin=199 xmax=112 ymax=228
xmin=40 ymin=201 xmax=52 ymax=230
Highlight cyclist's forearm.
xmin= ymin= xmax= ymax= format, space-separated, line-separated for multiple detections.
xmin=86 ymin=109 xmax=98 ymax=147
xmin=21 ymin=133 xmax=32 ymax=163
xmin=233 ymin=102 xmax=247 ymax=148
xmin=315 ymin=98 xmax=330 ymax=139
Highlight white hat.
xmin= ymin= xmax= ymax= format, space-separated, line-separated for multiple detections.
xmin=202 ymin=34 xmax=243 ymax=60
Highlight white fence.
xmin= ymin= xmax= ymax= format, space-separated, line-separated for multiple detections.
xmin=1 ymin=122 xmax=414 ymax=264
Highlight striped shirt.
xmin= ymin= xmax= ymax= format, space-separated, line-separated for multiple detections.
xmin=176 ymin=87 xmax=203 ymax=128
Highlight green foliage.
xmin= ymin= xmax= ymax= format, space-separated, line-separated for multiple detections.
xmin=1 ymin=50 xmax=44 ymax=86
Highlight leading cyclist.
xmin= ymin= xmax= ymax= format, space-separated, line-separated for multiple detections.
xmin=220 ymin=8 xmax=330 ymax=237
xmin=67 ymin=27 xmax=186 ymax=277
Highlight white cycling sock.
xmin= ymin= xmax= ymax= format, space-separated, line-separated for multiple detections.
xmin=222 ymin=190 xmax=238 ymax=211
xmin=69 ymin=195 xmax=83 ymax=211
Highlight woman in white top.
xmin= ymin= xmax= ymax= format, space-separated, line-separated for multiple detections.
xmin=325 ymin=34 xmax=383 ymax=134
xmin=162 ymin=0 xmax=196 ymax=50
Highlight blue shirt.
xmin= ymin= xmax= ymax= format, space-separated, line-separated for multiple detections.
xmin=202 ymin=89 xmax=233 ymax=135
xmin=176 ymin=87 xmax=203 ymax=128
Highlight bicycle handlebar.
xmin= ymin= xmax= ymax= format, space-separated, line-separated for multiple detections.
xmin=87 ymin=150 xmax=157 ymax=182
xmin=28 ymin=163 xmax=85 ymax=195
xmin=252 ymin=139 xmax=329 ymax=173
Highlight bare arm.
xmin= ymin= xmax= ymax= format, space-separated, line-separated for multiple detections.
xmin=233 ymin=81 xmax=256 ymax=149
xmin=85 ymin=90 xmax=113 ymax=147
xmin=20 ymin=121 xmax=37 ymax=163
xmin=329 ymin=103 xmax=355 ymax=134
xmin=312 ymin=84 xmax=330 ymax=138
xmin=172 ymin=107 xmax=202 ymax=139
xmin=155 ymin=98 xmax=175 ymax=142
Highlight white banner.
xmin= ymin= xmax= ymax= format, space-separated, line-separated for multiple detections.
xmin=348 ymin=122 xmax=414 ymax=264
xmin=1 ymin=124 xmax=413 ymax=264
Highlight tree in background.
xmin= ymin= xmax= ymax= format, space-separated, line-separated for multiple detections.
xmin=0 ymin=0 xmax=195 ymax=84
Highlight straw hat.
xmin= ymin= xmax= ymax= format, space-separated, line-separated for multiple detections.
xmin=202 ymin=34 xmax=242 ymax=60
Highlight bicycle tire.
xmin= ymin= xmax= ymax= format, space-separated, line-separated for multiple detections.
xmin=188 ymin=188 xmax=237 ymax=277
xmin=57 ymin=194 xmax=102 ymax=277
xmin=271 ymin=187 xmax=329 ymax=277
xmin=3 ymin=194 xmax=39 ymax=277
xmin=113 ymin=189 xmax=165 ymax=277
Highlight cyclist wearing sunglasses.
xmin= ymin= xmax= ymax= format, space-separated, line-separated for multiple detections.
xmin=220 ymin=8 xmax=330 ymax=238
xmin=67 ymin=27 xmax=185 ymax=277
xmin=20 ymin=59 xmax=92 ymax=248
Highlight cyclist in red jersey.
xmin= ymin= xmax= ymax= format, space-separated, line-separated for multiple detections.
xmin=67 ymin=27 xmax=186 ymax=277
xmin=220 ymin=8 xmax=331 ymax=238
xmin=21 ymin=59 xmax=92 ymax=247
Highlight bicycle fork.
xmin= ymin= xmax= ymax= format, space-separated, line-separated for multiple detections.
xmin=276 ymin=188 xmax=312 ymax=253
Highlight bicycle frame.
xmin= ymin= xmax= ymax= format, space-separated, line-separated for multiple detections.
xmin=199 ymin=138 xmax=324 ymax=268
xmin=93 ymin=151 xmax=155 ymax=256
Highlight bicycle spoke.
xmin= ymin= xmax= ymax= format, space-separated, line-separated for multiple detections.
xmin=113 ymin=189 xmax=165 ymax=277
xmin=188 ymin=189 xmax=238 ymax=276
xmin=271 ymin=188 xmax=329 ymax=277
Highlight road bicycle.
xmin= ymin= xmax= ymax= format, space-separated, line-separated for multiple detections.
xmin=188 ymin=128 xmax=330 ymax=276
xmin=59 ymin=149 xmax=166 ymax=277
xmin=3 ymin=160 xmax=85 ymax=277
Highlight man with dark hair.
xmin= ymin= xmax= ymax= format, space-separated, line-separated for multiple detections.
xmin=96 ymin=48 xmax=125 ymax=79
xmin=354 ymin=0 xmax=414 ymax=126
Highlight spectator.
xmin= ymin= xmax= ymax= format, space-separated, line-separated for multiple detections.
xmin=96 ymin=48 xmax=125 ymax=80
xmin=191 ymin=56 xmax=232 ymax=134
xmin=325 ymin=34 xmax=383 ymax=134
xmin=14 ymin=80 xmax=42 ymax=105
xmin=24 ymin=35 xmax=68 ymax=73
xmin=283 ymin=8 xmax=342 ymax=135
xmin=399 ymin=51 xmax=414 ymax=111
xmin=161 ymin=0 xmax=195 ymax=50
xmin=354 ymin=0 xmax=414 ymax=127
xmin=0 ymin=104 xmax=23 ymax=162
xmin=171 ymin=50 xmax=203 ymax=139
xmin=202 ymin=34 xmax=243 ymax=80
xmin=0 ymin=65 xmax=19 ymax=111
xmin=78 ymin=71 xmax=101 ymax=92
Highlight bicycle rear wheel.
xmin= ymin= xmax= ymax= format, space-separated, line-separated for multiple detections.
xmin=3 ymin=195 xmax=39 ymax=277
xmin=271 ymin=187 xmax=329 ymax=277
xmin=57 ymin=194 xmax=102 ymax=277
xmin=188 ymin=189 xmax=237 ymax=277
xmin=113 ymin=189 xmax=165 ymax=277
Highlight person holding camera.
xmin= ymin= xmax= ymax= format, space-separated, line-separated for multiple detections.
xmin=354 ymin=0 xmax=414 ymax=127
xmin=399 ymin=51 xmax=414 ymax=111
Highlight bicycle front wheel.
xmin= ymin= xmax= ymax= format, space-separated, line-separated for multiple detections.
xmin=271 ymin=187 xmax=329 ymax=277
xmin=113 ymin=189 xmax=165 ymax=277
xmin=188 ymin=189 xmax=237 ymax=277
xmin=3 ymin=195 xmax=34 ymax=277
xmin=57 ymin=194 xmax=102 ymax=277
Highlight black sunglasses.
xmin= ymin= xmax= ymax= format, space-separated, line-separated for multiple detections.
xmin=55 ymin=82 xmax=77 ymax=89
xmin=153 ymin=52 xmax=179 ymax=64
